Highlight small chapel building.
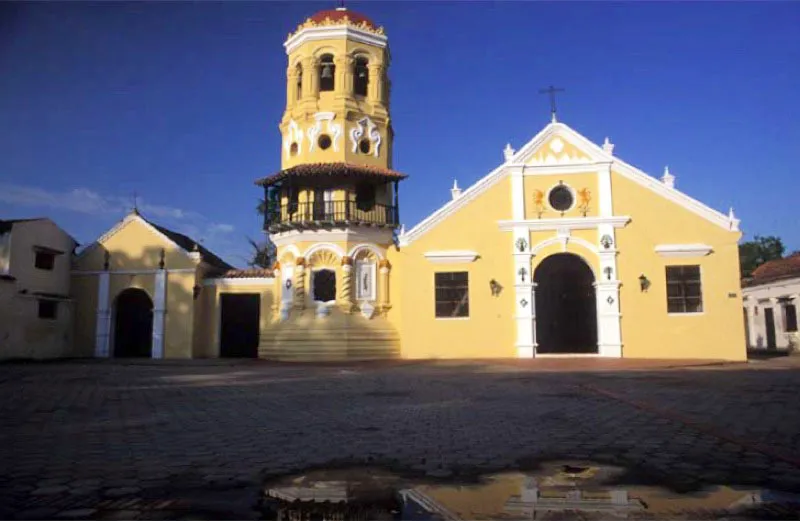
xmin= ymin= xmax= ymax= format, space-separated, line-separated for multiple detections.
xmin=60 ymin=6 xmax=747 ymax=362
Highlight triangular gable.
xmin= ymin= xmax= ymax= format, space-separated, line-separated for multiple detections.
xmin=76 ymin=212 xmax=200 ymax=263
xmin=511 ymin=122 xmax=609 ymax=166
xmin=400 ymin=121 xmax=738 ymax=245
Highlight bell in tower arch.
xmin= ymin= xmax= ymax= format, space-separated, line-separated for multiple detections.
xmin=319 ymin=54 xmax=335 ymax=91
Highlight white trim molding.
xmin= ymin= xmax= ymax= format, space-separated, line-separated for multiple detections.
xmin=348 ymin=243 xmax=385 ymax=260
xmin=284 ymin=26 xmax=388 ymax=55
xmin=203 ymin=277 xmax=275 ymax=287
xmin=273 ymin=229 xmax=392 ymax=248
xmin=94 ymin=272 xmax=111 ymax=358
xmin=152 ymin=270 xmax=166 ymax=359
xmin=655 ymin=244 xmax=713 ymax=258
xmin=423 ymin=250 xmax=479 ymax=264
xmin=498 ymin=216 xmax=631 ymax=232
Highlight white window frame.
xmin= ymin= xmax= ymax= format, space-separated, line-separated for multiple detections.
xmin=355 ymin=261 xmax=376 ymax=301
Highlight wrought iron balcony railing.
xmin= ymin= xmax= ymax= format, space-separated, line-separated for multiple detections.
xmin=265 ymin=200 xmax=399 ymax=231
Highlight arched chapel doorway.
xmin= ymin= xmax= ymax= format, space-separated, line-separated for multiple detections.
xmin=113 ymin=288 xmax=153 ymax=358
xmin=534 ymin=253 xmax=598 ymax=354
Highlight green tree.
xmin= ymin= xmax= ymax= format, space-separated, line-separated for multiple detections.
xmin=248 ymin=196 xmax=278 ymax=268
xmin=739 ymin=235 xmax=785 ymax=277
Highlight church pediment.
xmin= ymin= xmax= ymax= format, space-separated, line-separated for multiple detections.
xmin=509 ymin=123 xmax=610 ymax=167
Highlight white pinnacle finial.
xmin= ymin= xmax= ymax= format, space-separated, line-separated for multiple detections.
xmin=551 ymin=112 xmax=557 ymax=124
xmin=398 ymin=224 xmax=406 ymax=236
xmin=503 ymin=143 xmax=515 ymax=161
xmin=661 ymin=165 xmax=675 ymax=188
xmin=728 ymin=207 xmax=739 ymax=231
xmin=451 ymin=179 xmax=462 ymax=200
xmin=602 ymin=137 xmax=615 ymax=155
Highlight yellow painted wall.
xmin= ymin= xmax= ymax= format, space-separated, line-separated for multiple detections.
xmin=70 ymin=275 xmax=98 ymax=357
xmin=388 ymin=177 xmax=516 ymax=359
xmin=6 ymin=219 xmax=75 ymax=296
xmin=523 ymin=172 xmax=598 ymax=219
xmin=612 ymin=172 xmax=745 ymax=360
xmin=164 ymin=272 xmax=196 ymax=358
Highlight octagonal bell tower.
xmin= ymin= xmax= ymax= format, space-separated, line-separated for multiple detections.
xmin=280 ymin=7 xmax=393 ymax=169
xmin=256 ymin=6 xmax=405 ymax=360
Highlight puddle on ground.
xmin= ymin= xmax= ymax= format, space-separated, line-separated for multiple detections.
xmin=260 ymin=462 xmax=800 ymax=520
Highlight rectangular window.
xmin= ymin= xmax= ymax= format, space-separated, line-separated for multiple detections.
xmin=786 ymin=304 xmax=798 ymax=333
xmin=38 ymin=299 xmax=57 ymax=320
xmin=666 ymin=265 xmax=703 ymax=313
xmin=34 ymin=251 xmax=55 ymax=270
xmin=435 ymin=272 xmax=469 ymax=318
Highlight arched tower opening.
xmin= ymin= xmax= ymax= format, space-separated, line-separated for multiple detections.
xmin=353 ymin=56 xmax=369 ymax=97
xmin=319 ymin=54 xmax=335 ymax=92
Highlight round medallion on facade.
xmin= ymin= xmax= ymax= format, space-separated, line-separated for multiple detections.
xmin=548 ymin=183 xmax=574 ymax=212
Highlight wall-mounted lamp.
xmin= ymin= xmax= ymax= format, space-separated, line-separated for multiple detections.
xmin=638 ymin=274 xmax=651 ymax=293
xmin=489 ymin=279 xmax=503 ymax=297
xmin=515 ymin=238 xmax=528 ymax=252
xmin=603 ymin=266 xmax=613 ymax=281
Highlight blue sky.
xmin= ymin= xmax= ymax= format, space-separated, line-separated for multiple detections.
xmin=2 ymin=1 xmax=799 ymax=265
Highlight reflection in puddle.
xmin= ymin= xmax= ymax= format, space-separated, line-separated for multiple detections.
xmin=260 ymin=462 xmax=800 ymax=520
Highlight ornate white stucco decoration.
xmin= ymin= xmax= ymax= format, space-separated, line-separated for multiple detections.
xmin=307 ymin=112 xmax=342 ymax=152
xmin=549 ymin=138 xmax=565 ymax=154
xmin=528 ymin=137 xmax=590 ymax=166
xmin=661 ymin=166 xmax=675 ymax=188
xmin=349 ymin=116 xmax=381 ymax=157
xmin=283 ymin=120 xmax=303 ymax=156
xmin=451 ymin=180 xmax=462 ymax=200
xmin=360 ymin=301 xmax=376 ymax=320
xmin=602 ymin=137 xmax=615 ymax=154
xmin=503 ymin=143 xmax=515 ymax=161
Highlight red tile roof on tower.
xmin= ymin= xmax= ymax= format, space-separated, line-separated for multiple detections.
xmin=255 ymin=162 xmax=407 ymax=187
xmin=308 ymin=8 xmax=376 ymax=29
xmin=744 ymin=253 xmax=800 ymax=287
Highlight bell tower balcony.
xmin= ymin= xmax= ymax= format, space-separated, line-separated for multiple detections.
xmin=256 ymin=162 xmax=406 ymax=233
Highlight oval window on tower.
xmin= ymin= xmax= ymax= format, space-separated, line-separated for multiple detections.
xmin=318 ymin=134 xmax=332 ymax=150
xmin=548 ymin=184 xmax=574 ymax=212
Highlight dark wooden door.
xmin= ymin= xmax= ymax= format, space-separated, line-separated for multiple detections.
xmin=765 ymin=307 xmax=776 ymax=349
xmin=220 ymin=293 xmax=260 ymax=358
xmin=534 ymin=253 xmax=598 ymax=354
xmin=114 ymin=288 xmax=153 ymax=358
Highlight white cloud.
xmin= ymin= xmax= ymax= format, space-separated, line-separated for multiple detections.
xmin=208 ymin=223 xmax=235 ymax=234
xmin=0 ymin=182 xmax=244 ymax=266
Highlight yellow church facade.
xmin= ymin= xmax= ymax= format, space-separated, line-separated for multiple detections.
xmin=63 ymin=7 xmax=746 ymax=362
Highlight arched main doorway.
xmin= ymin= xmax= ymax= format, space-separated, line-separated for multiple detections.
xmin=534 ymin=253 xmax=598 ymax=354
xmin=113 ymin=288 xmax=153 ymax=358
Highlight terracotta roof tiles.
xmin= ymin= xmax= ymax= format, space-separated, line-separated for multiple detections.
xmin=255 ymin=162 xmax=407 ymax=187
xmin=308 ymin=9 xmax=376 ymax=29
xmin=210 ymin=268 xmax=274 ymax=279
xmin=744 ymin=253 xmax=800 ymax=287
